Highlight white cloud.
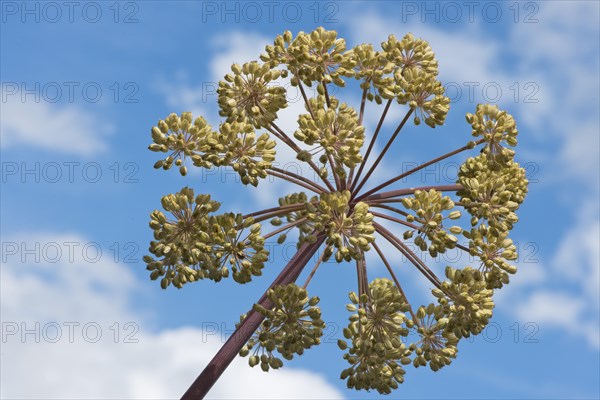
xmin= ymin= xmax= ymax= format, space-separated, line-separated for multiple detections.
xmin=552 ymin=206 xmax=600 ymax=306
xmin=499 ymin=201 xmax=600 ymax=349
xmin=515 ymin=291 xmax=585 ymax=327
xmin=154 ymin=70 xmax=213 ymax=122
xmin=209 ymin=31 xmax=270 ymax=82
xmin=0 ymin=232 xmax=344 ymax=399
xmin=509 ymin=2 xmax=600 ymax=187
xmin=1 ymin=91 xmax=113 ymax=156
xmin=515 ymin=291 xmax=598 ymax=348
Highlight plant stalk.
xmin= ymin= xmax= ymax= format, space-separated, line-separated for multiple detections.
xmin=181 ymin=235 xmax=326 ymax=399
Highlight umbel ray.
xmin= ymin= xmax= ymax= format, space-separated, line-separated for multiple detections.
xmin=144 ymin=27 xmax=528 ymax=398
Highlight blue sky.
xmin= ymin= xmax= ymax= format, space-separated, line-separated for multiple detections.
xmin=1 ymin=1 xmax=599 ymax=398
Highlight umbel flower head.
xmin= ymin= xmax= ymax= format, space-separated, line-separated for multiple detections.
xmin=465 ymin=224 xmax=518 ymax=289
xmin=457 ymin=154 xmax=528 ymax=234
xmin=400 ymin=189 xmax=462 ymax=257
xmin=218 ymin=61 xmax=288 ymax=129
xmin=307 ymin=190 xmax=375 ymax=262
xmin=433 ymin=266 xmax=495 ymax=339
xmin=412 ymin=304 xmax=458 ymax=371
xmin=338 ymin=278 xmax=413 ymax=394
xmin=295 ymin=95 xmax=365 ymax=177
xmin=148 ymin=112 xmax=215 ymax=176
xmin=346 ymin=43 xmax=395 ymax=104
xmin=144 ymin=187 xmax=268 ymax=287
xmin=214 ymin=121 xmax=276 ymax=186
xmin=382 ymin=33 xmax=439 ymax=75
xmin=261 ymin=27 xmax=353 ymax=87
xmin=396 ymin=67 xmax=450 ymax=127
xmin=145 ymin=187 xmax=220 ymax=288
xmin=144 ymin=27 xmax=529 ymax=397
xmin=239 ymin=283 xmax=325 ymax=371
xmin=467 ymin=103 xmax=518 ymax=164
xmin=203 ymin=212 xmax=269 ymax=284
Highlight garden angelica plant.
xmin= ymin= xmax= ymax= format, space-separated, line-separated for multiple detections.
xmin=145 ymin=28 xmax=528 ymax=398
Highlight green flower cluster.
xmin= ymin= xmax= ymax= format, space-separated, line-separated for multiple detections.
xmin=339 ymin=278 xmax=413 ymax=394
xmin=307 ymin=190 xmax=375 ymax=262
xmin=148 ymin=112 xmax=215 ymax=176
xmin=261 ymin=27 xmax=353 ymax=87
xmin=275 ymin=192 xmax=316 ymax=246
xmin=467 ymin=104 xmax=518 ymax=163
xmin=400 ymin=189 xmax=462 ymax=257
xmin=205 ymin=213 xmax=269 ymax=284
xmin=215 ymin=121 xmax=276 ymax=186
xmin=145 ymin=187 xmax=220 ymax=287
xmin=346 ymin=43 xmax=395 ymax=103
xmin=396 ymin=67 xmax=450 ymax=127
xmin=218 ymin=61 xmax=288 ymax=129
xmin=382 ymin=33 xmax=439 ymax=75
xmin=433 ymin=267 xmax=495 ymax=339
xmin=458 ymin=154 xmax=528 ymax=233
xmin=464 ymin=225 xmax=518 ymax=289
xmin=149 ymin=113 xmax=276 ymax=186
xmin=295 ymin=95 xmax=365 ymax=177
xmin=144 ymin=187 xmax=268 ymax=288
xmin=344 ymin=33 xmax=443 ymax=109
xmin=240 ymin=284 xmax=325 ymax=371
xmin=412 ymin=304 xmax=458 ymax=371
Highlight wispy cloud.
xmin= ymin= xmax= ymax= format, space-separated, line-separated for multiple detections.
xmin=1 ymin=91 xmax=113 ymax=156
